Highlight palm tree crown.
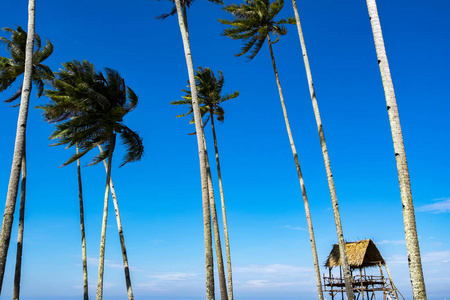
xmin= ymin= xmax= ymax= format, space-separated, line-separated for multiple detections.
xmin=40 ymin=60 xmax=143 ymax=167
xmin=0 ymin=26 xmax=53 ymax=101
xmin=219 ymin=0 xmax=295 ymax=60
xmin=172 ymin=66 xmax=239 ymax=126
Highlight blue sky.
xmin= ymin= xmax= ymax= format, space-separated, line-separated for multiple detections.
xmin=0 ymin=0 xmax=449 ymax=299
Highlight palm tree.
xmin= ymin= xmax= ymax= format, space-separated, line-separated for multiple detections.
xmin=219 ymin=1 xmax=336 ymax=299
xmin=40 ymin=60 xmax=98 ymax=300
xmin=13 ymin=143 xmax=26 ymax=300
xmin=172 ymin=67 xmax=239 ymax=300
xmin=289 ymin=0 xmax=353 ymax=298
xmin=42 ymin=62 xmax=143 ymax=300
xmin=0 ymin=0 xmax=51 ymax=292
xmin=0 ymin=26 xmax=53 ymax=102
xmin=365 ymin=1 xmax=426 ymax=299
xmin=157 ymin=1 xmax=223 ymax=298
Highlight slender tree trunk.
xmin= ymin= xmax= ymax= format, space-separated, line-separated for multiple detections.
xmin=173 ymin=1 xmax=215 ymax=299
xmin=0 ymin=0 xmax=35 ymax=292
xmin=96 ymin=135 xmax=116 ymax=300
xmin=366 ymin=1 xmax=426 ymax=299
xmin=76 ymin=144 xmax=89 ymax=300
xmin=210 ymin=116 xmax=233 ymax=300
xmin=290 ymin=1 xmax=353 ymax=298
xmin=13 ymin=142 xmax=26 ymax=300
xmin=98 ymin=145 xmax=134 ymax=300
xmin=266 ymin=34 xmax=327 ymax=300
xmin=202 ymin=137 xmax=228 ymax=300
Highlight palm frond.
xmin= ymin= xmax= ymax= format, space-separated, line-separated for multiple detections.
xmin=117 ymin=125 xmax=144 ymax=167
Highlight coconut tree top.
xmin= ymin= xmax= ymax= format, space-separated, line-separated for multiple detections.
xmin=40 ymin=60 xmax=143 ymax=167
xmin=0 ymin=26 xmax=53 ymax=102
xmin=171 ymin=66 xmax=239 ymax=127
xmin=219 ymin=0 xmax=295 ymax=60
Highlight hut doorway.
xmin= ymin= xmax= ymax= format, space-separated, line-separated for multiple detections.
xmin=323 ymin=239 xmax=404 ymax=300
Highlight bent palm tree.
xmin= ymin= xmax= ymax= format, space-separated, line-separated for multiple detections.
xmin=42 ymin=62 xmax=143 ymax=300
xmin=0 ymin=1 xmax=54 ymax=291
xmin=220 ymin=1 xmax=334 ymax=298
xmin=172 ymin=67 xmax=239 ymax=300
xmin=290 ymin=0 xmax=353 ymax=298
xmin=156 ymin=1 xmax=223 ymax=298
xmin=0 ymin=26 xmax=53 ymax=102
xmin=41 ymin=60 xmax=95 ymax=300
xmin=366 ymin=1 xmax=426 ymax=299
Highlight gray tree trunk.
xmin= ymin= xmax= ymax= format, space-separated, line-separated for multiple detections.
xmin=210 ymin=115 xmax=233 ymax=300
xmin=0 ymin=0 xmax=35 ymax=292
xmin=203 ymin=137 xmax=228 ymax=300
xmin=266 ymin=34 xmax=329 ymax=300
xmin=290 ymin=1 xmax=352 ymax=298
xmin=173 ymin=1 xmax=215 ymax=299
xmin=76 ymin=144 xmax=89 ymax=300
xmin=98 ymin=145 xmax=134 ymax=300
xmin=366 ymin=1 xmax=426 ymax=299
xmin=96 ymin=135 xmax=116 ymax=300
xmin=13 ymin=142 xmax=26 ymax=300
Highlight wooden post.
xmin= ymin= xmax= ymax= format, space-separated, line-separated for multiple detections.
xmin=360 ymin=268 xmax=364 ymax=300
xmin=378 ymin=263 xmax=386 ymax=300
xmin=384 ymin=264 xmax=399 ymax=300
xmin=329 ymin=268 xmax=335 ymax=300
xmin=340 ymin=267 xmax=344 ymax=300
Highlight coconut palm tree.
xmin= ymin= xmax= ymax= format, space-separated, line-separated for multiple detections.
xmin=289 ymin=0 xmax=353 ymax=298
xmin=12 ymin=144 xmax=26 ymax=300
xmin=1 ymin=24 xmax=53 ymax=296
xmin=0 ymin=0 xmax=52 ymax=292
xmin=172 ymin=67 xmax=239 ymax=300
xmin=43 ymin=63 xmax=143 ymax=300
xmin=365 ymin=1 xmax=426 ymax=299
xmin=156 ymin=1 xmax=223 ymax=298
xmin=40 ymin=60 xmax=98 ymax=300
xmin=0 ymin=26 xmax=53 ymax=102
xmin=220 ymin=1 xmax=335 ymax=299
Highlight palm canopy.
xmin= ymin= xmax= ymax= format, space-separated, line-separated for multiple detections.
xmin=155 ymin=0 xmax=223 ymax=20
xmin=0 ymin=26 xmax=53 ymax=102
xmin=39 ymin=60 xmax=143 ymax=167
xmin=219 ymin=0 xmax=295 ymax=60
xmin=171 ymin=66 xmax=239 ymax=127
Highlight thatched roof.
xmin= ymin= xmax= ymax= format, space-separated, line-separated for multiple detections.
xmin=325 ymin=239 xmax=385 ymax=269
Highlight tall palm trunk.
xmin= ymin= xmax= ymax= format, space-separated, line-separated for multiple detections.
xmin=76 ymin=144 xmax=89 ymax=300
xmin=174 ymin=1 xmax=215 ymax=298
xmin=96 ymin=134 xmax=116 ymax=300
xmin=0 ymin=0 xmax=35 ymax=292
xmin=290 ymin=1 xmax=353 ymax=298
xmin=266 ymin=34 xmax=327 ymax=300
xmin=98 ymin=145 xmax=134 ymax=300
xmin=203 ymin=138 xmax=228 ymax=300
xmin=366 ymin=1 xmax=426 ymax=299
xmin=13 ymin=142 xmax=27 ymax=300
xmin=210 ymin=114 xmax=234 ymax=300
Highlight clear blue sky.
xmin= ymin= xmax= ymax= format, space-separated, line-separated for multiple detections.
xmin=1 ymin=0 xmax=449 ymax=299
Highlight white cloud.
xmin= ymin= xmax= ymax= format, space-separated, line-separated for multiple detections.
xmin=234 ymin=264 xmax=312 ymax=274
xmin=376 ymin=240 xmax=405 ymax=245
xmin=148 ymin=272 xmax=196 ymax=281
xmin=418 ymin=197 xmax=450 ymax=213
xmin=279 ymin=225 xmax=307 ymax=231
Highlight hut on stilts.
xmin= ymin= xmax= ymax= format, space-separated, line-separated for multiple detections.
xmin=323 ymin=239 xmax=404 ymax=300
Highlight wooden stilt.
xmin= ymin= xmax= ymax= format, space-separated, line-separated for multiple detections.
xmin=384 ymin=264 xmax=399 ymax=300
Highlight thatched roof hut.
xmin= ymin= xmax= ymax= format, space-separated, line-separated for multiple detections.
xmin=325 ymin=239 xmax=385 ymax=269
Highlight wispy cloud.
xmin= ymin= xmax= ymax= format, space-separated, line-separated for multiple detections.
xmin=232 ymin=264 xmax=317 ymax=296
xmin=376 ymin=240 xmax=405 ymax=245
xmin=234 ymin=264 xmax=311 ymax=274
xmin=418 ymin=197 xmax=450 ymax=213
xmin=86 ymin=256 xmax=142 ymax=272
xmin=279 ymin=225 xmax=307 ymax=231
xmin=148 ymin=272 xmax=196 ymax=281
